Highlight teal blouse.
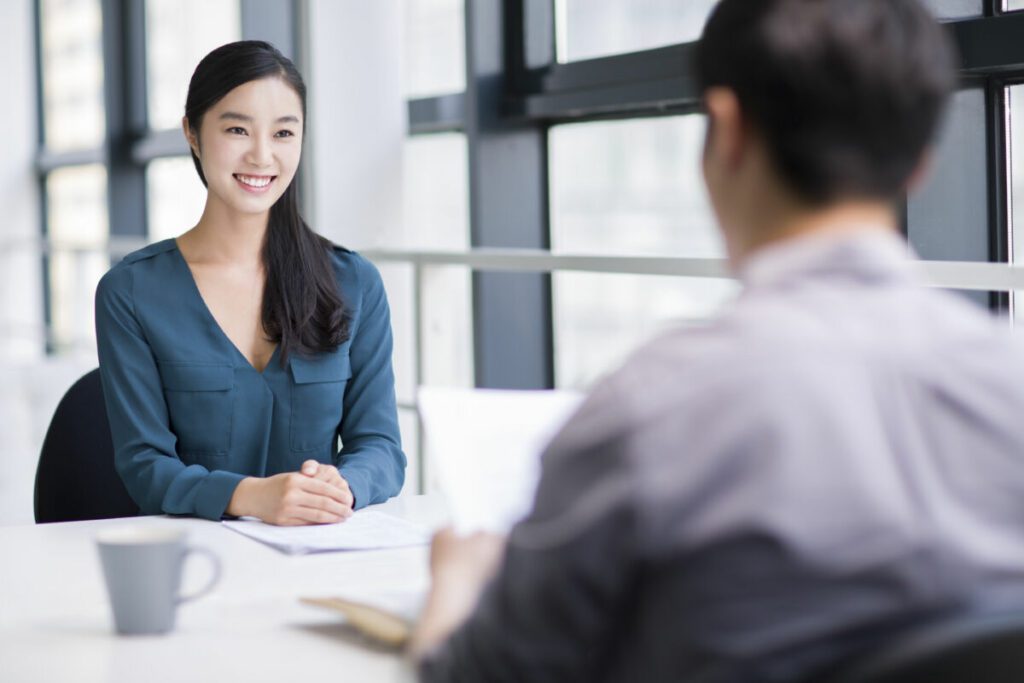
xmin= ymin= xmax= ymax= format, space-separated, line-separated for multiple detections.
xmin=95 ymin=239 xmax=405 ymax=520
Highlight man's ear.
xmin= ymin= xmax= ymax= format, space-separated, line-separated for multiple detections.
xmin=182 ymin=117 xmax=199 ymax=157
xmin=703 ymin=87 xmax=745 ymax=171
xmin=904 ymin=147 xmax=934 ymax=194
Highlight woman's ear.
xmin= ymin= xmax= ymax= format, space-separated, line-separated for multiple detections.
xmin=182 ymin=117 xmax=199 ymax=157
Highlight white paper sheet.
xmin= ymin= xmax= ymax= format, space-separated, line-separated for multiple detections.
xmin=418 ymin=387 xmax=585 ymax=534
xmin=222 ymin=510 xmax=430 ymax=555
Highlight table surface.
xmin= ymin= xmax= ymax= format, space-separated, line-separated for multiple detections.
xmin=0 ymin=494 xmax=448 ymax=683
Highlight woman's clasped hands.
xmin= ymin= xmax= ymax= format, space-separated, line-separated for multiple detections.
xmin=226 ymin=459 xmax=354 ymax=525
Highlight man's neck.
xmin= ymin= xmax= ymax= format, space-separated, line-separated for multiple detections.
xmin=730 ymin=201 xmax=899 ymax=270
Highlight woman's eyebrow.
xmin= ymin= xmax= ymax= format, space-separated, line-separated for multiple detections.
xmin=218 ymin=111 xmax=300 ymax=124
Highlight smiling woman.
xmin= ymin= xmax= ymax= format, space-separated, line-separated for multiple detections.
xmin=93 ymin=41 xmax=406 ymax=526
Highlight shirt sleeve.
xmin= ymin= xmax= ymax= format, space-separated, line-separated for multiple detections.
xmin=419 ymin=377 xmax=642 ymax=681
xmin=336 ymin=255 xmax=406 ymax=509
xmin=95 ymin=265 xmax=245 ymax=520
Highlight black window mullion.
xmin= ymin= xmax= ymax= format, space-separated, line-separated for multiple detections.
xmin=465 ymin=0 xmax=553 ymax=390
xmin=987 ymin=78 xmax=1012 ymax=311
xmin=101 ymin=0 xmax=148 ymax=251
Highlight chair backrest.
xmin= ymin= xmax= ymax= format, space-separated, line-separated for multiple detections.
xmin=821 ymin=611 xmax=1024 ymax=683
xmin=34 ymin=368 xmax=138 ymax=523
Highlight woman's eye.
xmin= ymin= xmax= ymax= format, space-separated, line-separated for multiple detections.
xmin=275 ymin=130 xmax=295 ymax=138
xmin=227 ymin=127 xmax=247 ymax=135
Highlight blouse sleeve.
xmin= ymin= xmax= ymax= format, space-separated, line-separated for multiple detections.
xmin=95 ymin=265 xmax=245 ymax=520
xmin=335 ymin=255 xmax=407 ymax=508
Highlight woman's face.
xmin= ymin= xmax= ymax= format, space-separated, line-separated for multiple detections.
xmin=185 ymin=76 xmax=304 ymax=217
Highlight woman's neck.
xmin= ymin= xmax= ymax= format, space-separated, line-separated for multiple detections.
xmin=180 ymin=198 xmax=268 ymax=267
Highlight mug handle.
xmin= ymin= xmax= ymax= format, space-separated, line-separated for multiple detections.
xmin=177 ymin=545 xmax=222 ymax=604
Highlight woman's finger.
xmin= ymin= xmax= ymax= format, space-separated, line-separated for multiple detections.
xmin=300 ymin=474 xmax=354 ymax=507
xmin=294 ymin=490 xmax=351 ymax=518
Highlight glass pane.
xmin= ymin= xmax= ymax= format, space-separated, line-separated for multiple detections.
xmin=147 ymin=157 xmax=207 ymax=241
xmin=39 ymin=0 xmax=105 ymax=151
xmin=554 ymin=274 xmax=738 ymax=389
xmin=403 ymin=0 xmax=465 ymax=97
xmin=907 ymin=87 xmax=989 ymax=265
xmin=556 ymin=0 xmax=717 ymax=63
xmin=550 ymin=115 xmax=733 ymax=388
xmin=923 ymin=0 xmax=983 ymax=18
xmin=399 ymin=132 xmax=473 ymax=389
xmin=46 ymin=165 xmax=109 ymax=353
xmin=400 ymin=133 xmax=469 ymax=249
xmin=146 ymin=0 xmax=241 ymax=131
xmin=1008 ymin=0 xmax=1024 ymax=10
xmin=550 ymin=116 xmax=721 ymax=257
xmin=379 ymin=133 xmax=473 ymax=429
xmin=421 ymin=265 xmax=474 ymax=389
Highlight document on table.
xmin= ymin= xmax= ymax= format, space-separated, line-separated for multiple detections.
xmin=222 ymin=510 xmax=429 ymax=555
xmin=418 ymin=387 xmax=585 ymax=534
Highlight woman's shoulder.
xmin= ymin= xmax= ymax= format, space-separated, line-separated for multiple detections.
xmin=98 ymin=239 xmax=179 ymax=299
xmin=327 ymin=243 xmax=384 ymax=292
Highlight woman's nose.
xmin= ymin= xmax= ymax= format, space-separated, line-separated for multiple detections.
xmin=245 ymin=136 xmax=273 ymax=167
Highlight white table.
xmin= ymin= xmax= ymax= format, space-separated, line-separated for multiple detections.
xmin=0 ymin=495 xmax=448 ymax=683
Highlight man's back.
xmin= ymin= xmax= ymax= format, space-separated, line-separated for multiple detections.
xmin=598 ymin=232 xmax=1024 ymax=680
xmin=421 ymin=232 xmax=1024 ymax=682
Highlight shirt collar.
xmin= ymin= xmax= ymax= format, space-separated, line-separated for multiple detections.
xmin=738 ymin=228 xmax=918 ymax=291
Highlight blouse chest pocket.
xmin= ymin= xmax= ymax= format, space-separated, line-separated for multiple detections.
xmin=158 ymin=362 xmax=235 ymax=458
xmin=290 ymin=353 xmax=351 ymax=453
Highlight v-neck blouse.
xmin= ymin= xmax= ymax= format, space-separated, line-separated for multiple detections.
xmin=95 ymin=238 xmax=406 ymax=520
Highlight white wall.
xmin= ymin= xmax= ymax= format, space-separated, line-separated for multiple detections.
xmin=0 ymin=0 xmax=43 ymax=360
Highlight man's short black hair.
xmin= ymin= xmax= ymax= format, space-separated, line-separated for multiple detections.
xmin=695 ymin=0 xmax=957 ymax=205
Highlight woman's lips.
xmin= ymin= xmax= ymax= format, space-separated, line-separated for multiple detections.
xmin=234 ymin=174 xmax=276 ymax=194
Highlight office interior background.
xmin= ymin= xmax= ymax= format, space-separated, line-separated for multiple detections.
xmin=1 ymin=0 xmax=1023 ymax=525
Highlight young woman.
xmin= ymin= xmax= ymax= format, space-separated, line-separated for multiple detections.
xmin=95 ymin=41 xmax=405 ymax=525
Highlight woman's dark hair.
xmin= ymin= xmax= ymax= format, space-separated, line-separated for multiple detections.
xmin=185 ymin=40 xmax=349 ymax=362
xmin=695 ymin=0 xmax=957 ymax=205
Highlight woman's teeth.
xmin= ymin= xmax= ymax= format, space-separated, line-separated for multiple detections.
xmin=235 ymin=174 xmax=273 ymax=188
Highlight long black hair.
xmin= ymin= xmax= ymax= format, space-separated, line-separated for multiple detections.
xmin=185 ymin=40 xmax=349 ymax=362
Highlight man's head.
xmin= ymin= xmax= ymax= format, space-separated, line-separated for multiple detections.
xmin=694 ymin=0 xmax=957 ymax=262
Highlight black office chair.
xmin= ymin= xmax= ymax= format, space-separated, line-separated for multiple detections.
xmin=819 ymin=611 xmax=1024 ymax=683
xmin=34 ymin=368 xmax=138 ymax=523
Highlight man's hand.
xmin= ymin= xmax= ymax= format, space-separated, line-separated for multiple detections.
xmin=409 ymin=528 xmax=506 ymax=658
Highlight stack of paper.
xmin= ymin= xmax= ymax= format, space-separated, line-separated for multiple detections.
xmin=223 ymin=510 xmax=429 ymax=555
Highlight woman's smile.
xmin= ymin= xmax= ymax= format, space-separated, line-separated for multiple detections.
xmin=233 ymin=173 xmax=276 ymax=194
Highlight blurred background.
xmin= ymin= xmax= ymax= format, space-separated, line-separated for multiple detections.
xmin=2 ymin=0 xmax=1023 ymax=524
